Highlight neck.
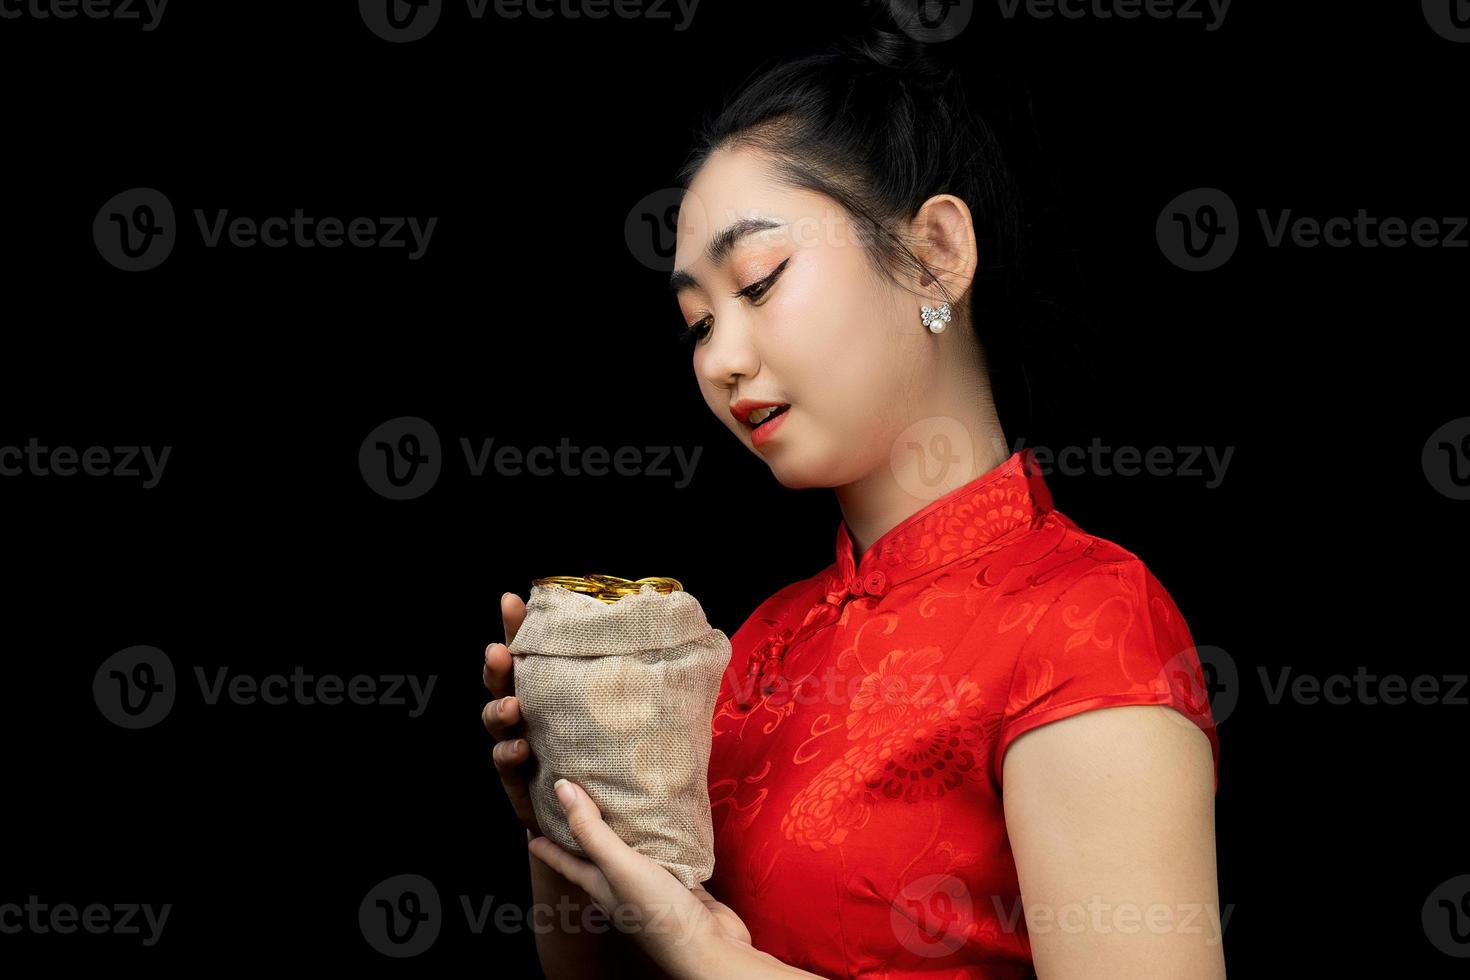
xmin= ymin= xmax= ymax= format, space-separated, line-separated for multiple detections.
xmin=837 ymin=398 xmax=1010 ymax=563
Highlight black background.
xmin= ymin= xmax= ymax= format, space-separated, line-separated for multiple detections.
xmin=2 ymin=0 xmax=1467 ymax=975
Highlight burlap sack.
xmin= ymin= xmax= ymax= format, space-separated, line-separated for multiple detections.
xmin=508 ymin=581 xmax=731 ymax=889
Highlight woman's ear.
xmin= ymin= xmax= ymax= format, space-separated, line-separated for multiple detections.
xmin=908 ymin=194 xmax=979 ymax=299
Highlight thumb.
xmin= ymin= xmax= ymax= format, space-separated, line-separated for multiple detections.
xmin=554 ymin=779 xmax=635 ymax=880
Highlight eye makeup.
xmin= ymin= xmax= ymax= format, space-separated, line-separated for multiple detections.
xmin=677 ymin=255 xmax=792 ymax=346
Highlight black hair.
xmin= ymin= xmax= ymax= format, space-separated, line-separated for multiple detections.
xmin=675 ymin=0 xmax=1101 ymax=443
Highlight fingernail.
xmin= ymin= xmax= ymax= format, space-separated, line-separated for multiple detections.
xmin=526 ymin=828 xmax=532 ymax=842
xmin=501 ymin=591 xmax=512 ymax=604
xmin=554 ymin=778 xmax=573 ymax=804
xmin=514 ymin=739 xmax=526 ymax=752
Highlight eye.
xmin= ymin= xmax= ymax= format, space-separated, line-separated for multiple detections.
xmin=679 ymin=314 xmax=713 ymax=346
xmin=678 ymin=257 xmax=790 ymax=349
xmin=733 ymin=257 xmax=790 ymax=304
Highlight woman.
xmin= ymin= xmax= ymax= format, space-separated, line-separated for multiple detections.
xmin=483 ymin=8 xmax=1224 ymax=978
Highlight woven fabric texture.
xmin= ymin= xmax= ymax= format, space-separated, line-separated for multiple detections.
xmin=508 ymin=582 xmax=731 ymax=888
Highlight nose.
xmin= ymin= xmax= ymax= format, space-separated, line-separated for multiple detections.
xmin=697 ymin=305 xmax=761 ymax=392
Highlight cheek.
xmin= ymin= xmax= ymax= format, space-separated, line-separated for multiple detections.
xmin=766 ymin=250 xmax=918 ymax=421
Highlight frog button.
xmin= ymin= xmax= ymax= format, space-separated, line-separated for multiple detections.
xmin=847 ymin=576 xmax=866 ymax=597
xmin=863 ymin=570 xmax=888 ymax=596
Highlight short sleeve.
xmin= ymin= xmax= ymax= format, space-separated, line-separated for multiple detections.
xmin=991 ymin=562 xmax=1220 ymax=792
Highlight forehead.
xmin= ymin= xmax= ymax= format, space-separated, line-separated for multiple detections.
xmin=674 ymin=148 xmax=809 ymax=267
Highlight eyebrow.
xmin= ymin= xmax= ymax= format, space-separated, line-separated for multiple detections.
xmin=669 ymin=217 xmax=785 ymax=295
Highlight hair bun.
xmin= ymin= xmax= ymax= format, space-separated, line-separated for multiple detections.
xmin=851 ymin=1 xmax=963 ymax=80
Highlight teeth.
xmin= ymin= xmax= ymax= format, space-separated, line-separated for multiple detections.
xmin=750 ymin=405 xmax=785 ymax=425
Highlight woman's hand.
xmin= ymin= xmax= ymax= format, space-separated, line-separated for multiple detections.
xmin=528 ymin=777 xmax=815 ymax=979
xmin=483 ymin=592 xmax=541 ymax=837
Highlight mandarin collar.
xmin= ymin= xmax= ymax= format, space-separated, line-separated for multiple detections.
xmin=831 ymin=447 xmax=1053 ymax=599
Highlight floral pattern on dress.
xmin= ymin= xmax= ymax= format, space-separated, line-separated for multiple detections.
xmin=780 ymin=669 xmax=993 ymax=851
xmin=704 ymin=449 xmax=1221 ymax=979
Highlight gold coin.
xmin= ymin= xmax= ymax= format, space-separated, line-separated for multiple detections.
xmin=532 ymin=574 xmax=684 ymax=604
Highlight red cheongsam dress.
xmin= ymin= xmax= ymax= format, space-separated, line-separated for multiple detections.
xmin=704 ymin=447 xmax=1220 ymax=979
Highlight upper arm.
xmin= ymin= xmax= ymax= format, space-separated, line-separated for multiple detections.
xmin=1001 ymin=704 xmax=1226 ymax=980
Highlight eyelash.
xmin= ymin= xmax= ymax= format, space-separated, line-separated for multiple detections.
xmin=680 ymin=257 xmax=790 ymax=346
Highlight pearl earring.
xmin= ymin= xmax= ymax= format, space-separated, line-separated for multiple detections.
xmin=921 ymin=302 xmax=952 ymax=334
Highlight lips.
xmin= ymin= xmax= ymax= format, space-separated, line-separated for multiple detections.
xmin=749 ymin=404 xmax=790 ymax=449
xmin=749 ymin=404 xmax=790 ymax=427
xmin=730 ymin=397 xmax=791 ymax=428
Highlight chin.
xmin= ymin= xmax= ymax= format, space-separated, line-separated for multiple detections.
xmin=761 ymin=451 xmax=837 ymax=490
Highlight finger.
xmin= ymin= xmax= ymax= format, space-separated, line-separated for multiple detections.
xmin=481 ymin=694 xmax=524 ymax=738
xmin=527 ymin=835 xmax=611 ymax=911
xmin=552 ymin=779 xmax=642 ymax=896
xmin=483 ymin=641 xmax=515 ymax=697
xmin=492 ymin=738 xmax=543 ymax=836
xmin=501 ymin=591 xmax=527 ymax=647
